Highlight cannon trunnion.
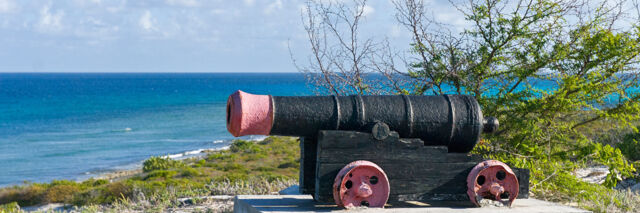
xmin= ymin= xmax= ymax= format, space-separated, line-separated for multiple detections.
xmin=226 ymin=90 xmax=528 ymax=208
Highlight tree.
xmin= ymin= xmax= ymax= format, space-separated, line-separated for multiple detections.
xmin=293 ymin=0 xmax=410 ymax=95
xmin=295 ymin=0 xmax=640 ymax=193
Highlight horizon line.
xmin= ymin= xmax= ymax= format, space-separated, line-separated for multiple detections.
xmin=0 ymin=71 xmax=302 ymax=74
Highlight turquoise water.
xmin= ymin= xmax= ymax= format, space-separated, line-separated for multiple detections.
xmin=0 ymin=73 xmax=311 ymax=186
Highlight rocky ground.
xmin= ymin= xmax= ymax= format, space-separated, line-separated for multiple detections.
xmin=572 ymin=165 xmax=640 ymax=194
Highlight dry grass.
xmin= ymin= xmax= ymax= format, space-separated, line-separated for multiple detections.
xmin=581 ymin=189 xmax=640 ymax=213
xmin=207 ymin=178 xmax=297 ymax=195
xmin=74 ymin=178 xmax=296 ymax=213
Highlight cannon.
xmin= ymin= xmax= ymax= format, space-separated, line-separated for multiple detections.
xmin=226 ymin=90 xmax=499 ymax=153
xmin=226 ymin=90 xmax=528 ymax=208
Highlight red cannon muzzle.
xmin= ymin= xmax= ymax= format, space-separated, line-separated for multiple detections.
xmin=226 ymin=90 xmax=273 ymax=137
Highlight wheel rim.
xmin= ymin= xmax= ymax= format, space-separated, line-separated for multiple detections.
xmin=466 ymin=160 xmax=519 ymax=206
xmin=333 ymin=160 xmax=389 ymax=208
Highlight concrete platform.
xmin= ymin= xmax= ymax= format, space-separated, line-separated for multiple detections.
xmin=233 ymin=195 xmax=590 ymax=213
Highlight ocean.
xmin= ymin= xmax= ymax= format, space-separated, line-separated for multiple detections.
xmin=0 ymin=73 xmax=311 ymax=186
xmin=0 ymin=73 xmax=633 ymax=186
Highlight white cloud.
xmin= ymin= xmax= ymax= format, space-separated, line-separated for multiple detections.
xmin=264 ymin=0 xmax=283 ymax=15
xmin=74 ymin=17 xmax=120 ymax=41
xmin=211 ymin=8 xmax=225 ymax=15
xmin=73 ymin=0 xmax=102 ymax=6
xmin=318 ymin=0 xmax=349 ymax=4
xmin=166 ymin=0 xmax=199 ymax=7
xmin=37 ymin=5 xmax=64 ymax=32
xmin=139 ymin=10 xmax=156 ymax=32
xmin=279 ymin=40 xmax=289 ymax=50
xmin=390 ymin=24 xmax=403 ymax=38
xmin=361 ymin=5 xmax=374 ymax=17
xmin=243 ymin=0 xmax=254 ymax=6
xmin=435 ymin=10 xmax=469 ymax=32
xmin=0 ymin=0 xmax=17 ymax=13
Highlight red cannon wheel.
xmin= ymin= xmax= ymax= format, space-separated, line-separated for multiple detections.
xmin=467 ymin=160 xmax=519 ymax=206
xmin=333 ymin=160 xmax=390 ymax=208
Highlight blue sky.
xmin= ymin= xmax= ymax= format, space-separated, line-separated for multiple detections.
xmin=0 ymin=0 xmax=460 ymax=73
xmin=0 ymin=1 xmax=637 ymax=73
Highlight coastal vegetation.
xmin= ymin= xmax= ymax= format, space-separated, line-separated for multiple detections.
xmin=0 ymin=136 xmax=299 ymax=212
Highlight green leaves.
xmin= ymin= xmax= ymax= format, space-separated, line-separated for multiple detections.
xmin=406 ymin=0 xmax=640 ymax=194
xmin=142 ymin=157 xmax=185 ymax=173
xmin=587 ymin=143 xmax=636 ymax=188
xmin=618 ymin=128 xmax=640 ymax=161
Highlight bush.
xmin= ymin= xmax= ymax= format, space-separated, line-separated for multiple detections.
xmin=0 ymin=202 xmax=19 ymax=212
xmin=207 ymin=153 xmax=235 ymax=161
xmin=81 ymin=179 xmax=109 ymax=187
xmin=142 ymin=156 xmax=185 ymax=172
xmin=194 ymin=159 xmax=206 ymax=167
xmin=70 ymin=189 xmax=101 ymax=206
xmin=223 ymin=163 xmax=247 ymax=172
xmin=103 ymin=182 xmax=133 ymax=203
xmin=0 ymin=185 xmax=45 ymax=206
xmin=245 ymin=153 xmax=267 ymax=161
xmin=45 ymin=184 xmax=79 ymax=203
xmin=179 ymin=167 xmax=201 ymax=177
xmin=277 ymin=160 xmax=298 ymax=169
xmin=618 ymin=128 xmax=640 ymax=161
xmin=230 ymin=140 xmax=262 ymax=153
xmin=216 ymin=173 xmax=248 ymax=182
xmin=144 ymin=170 xmax=178 ymax=180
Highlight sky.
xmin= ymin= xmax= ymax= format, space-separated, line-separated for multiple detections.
xmin=1 ymin=0 xmax=637 ymax=73
xmin=0 ymin=0 xmax=464 ymax=73
xmin=0 ymin=0 xmax=637 ymax=73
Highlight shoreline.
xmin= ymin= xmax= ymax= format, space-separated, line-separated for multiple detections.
xmin=0 ymin=135 xmax=269 ymax=188
xmin=93 ymin=145 xmax=232 ymax=182
xmin=89 ymin=135 xmax=271 ymax=183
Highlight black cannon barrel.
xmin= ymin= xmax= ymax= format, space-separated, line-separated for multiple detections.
xmin=226 ymin=90 xmax=497 ymax=153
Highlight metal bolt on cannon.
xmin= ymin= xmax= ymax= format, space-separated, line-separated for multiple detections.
xmin=226 ymin=90 xmax=529 ymax=208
